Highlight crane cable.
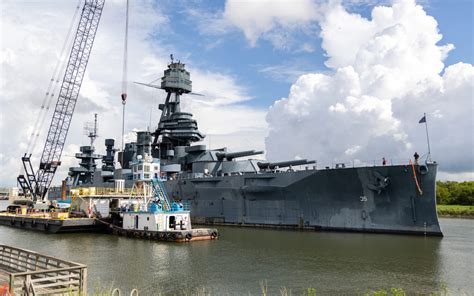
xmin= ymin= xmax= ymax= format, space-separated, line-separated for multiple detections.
xmin=121 ymin=0 xmax=129 ymax=166
xmin=20 ymin=0 xmax=82 ymax=175
xmin=26 ymin=0 xmax=82 ymax=155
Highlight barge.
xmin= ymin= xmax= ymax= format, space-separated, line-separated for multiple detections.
xmin=0 ymin=212 xmax=103 ymax=234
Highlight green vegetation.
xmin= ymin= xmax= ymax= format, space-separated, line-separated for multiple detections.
xmin=436 ymin=181 xmax=474 ymax=205
xmin=437 ymin=205 xmax=474 ymax=218
xmin=436 ymin=181 xmax=474 ymax=218
xmin=88 ymin=284 xmax=463 ymax=296
xmin=363 ymin=288 xmax=407 ymax=296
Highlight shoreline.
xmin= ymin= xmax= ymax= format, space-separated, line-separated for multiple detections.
xmin=437 ymin=205 xmax=474 ymax=219
xmin=438 ymin=214 xmax=474 ymax=219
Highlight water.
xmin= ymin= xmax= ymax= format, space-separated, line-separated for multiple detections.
xmin=0 ymin=201 xmax=472 ymax=295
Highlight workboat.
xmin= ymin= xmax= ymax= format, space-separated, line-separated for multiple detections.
xmin=105 ymin=159 xmax=219 ymax=242
xmin=118 ymin=187 xmax=218 ymax=242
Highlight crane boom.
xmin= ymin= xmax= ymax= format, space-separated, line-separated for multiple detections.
xmin=18 ymin=0 xmax=105 ymax=201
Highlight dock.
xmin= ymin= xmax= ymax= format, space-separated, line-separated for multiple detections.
xmin=0 ymin=245 xmax=87 ymax=295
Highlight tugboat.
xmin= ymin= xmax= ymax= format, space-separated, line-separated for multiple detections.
xmin=116 ymin=178 xmax=218 ymax=242
xmin=108 ymin=156 xmax=218 ymax=242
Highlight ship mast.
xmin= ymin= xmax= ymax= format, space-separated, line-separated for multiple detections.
xmin=135 ymin=57 xmax=205 ymax=160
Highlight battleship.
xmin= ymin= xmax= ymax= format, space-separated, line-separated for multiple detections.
xmin=50 ymin=59 xmax=442 ymax=237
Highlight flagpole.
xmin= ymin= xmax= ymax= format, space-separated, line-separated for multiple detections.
xmin=423 ymin=112 xmax=431 ymax=162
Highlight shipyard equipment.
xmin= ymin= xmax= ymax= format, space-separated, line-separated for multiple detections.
xmin=17 ymin=0 xmax=105 ymax=201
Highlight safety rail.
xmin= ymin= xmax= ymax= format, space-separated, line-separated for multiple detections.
xmin=315 ymin=158 xmax=433 ymax=170
xmin=0 ymin=245 xmax=87 ymax=295
xmin=70 ymin=187 xmax=134 ymax=196
xmin=181 ymin=201 xmax=191 ymax=211
xmin=174 ymin=158 xmax=431 ymax=180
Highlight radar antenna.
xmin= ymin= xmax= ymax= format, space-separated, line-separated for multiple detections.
xmin=83 ymin=113 xmax=99 ymax=147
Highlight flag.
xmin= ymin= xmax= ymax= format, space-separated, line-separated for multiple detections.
xmin=418 ymin=115 xmax=426 ymax=123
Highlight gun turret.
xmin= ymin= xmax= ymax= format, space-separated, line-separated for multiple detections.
xmin=215 ymin=150 xmax=264 ymax=161
xmin=257 ymin=159 xmax=316 ymax=170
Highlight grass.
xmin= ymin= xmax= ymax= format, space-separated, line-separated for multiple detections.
xmin=87 ymin=283 xmax=466 ymax=296
xmin=437 ymin=205 xmax=474 ymax=218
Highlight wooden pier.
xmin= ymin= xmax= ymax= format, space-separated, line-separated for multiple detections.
xmin=0 ymin=245 xmax=87 ymax=295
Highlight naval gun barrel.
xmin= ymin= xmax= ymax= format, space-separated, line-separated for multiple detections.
xmin=216 ymin=150 xmax=264 ymax=161
xmin=257 ymin=159 xmax=316 ymax=170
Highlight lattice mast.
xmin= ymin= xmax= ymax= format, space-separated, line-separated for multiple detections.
xmin=17 ymin=0 xmax=105 ymax=201
xmin=84 ymin=113 xmax=99 ymax=147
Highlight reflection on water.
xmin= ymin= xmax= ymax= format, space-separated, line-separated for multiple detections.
xmin=0 ymin=200 xmax=472 ymax=294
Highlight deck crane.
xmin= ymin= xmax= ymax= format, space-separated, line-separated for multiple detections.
xmin=17 ymin=0 xmax=105 ymax=201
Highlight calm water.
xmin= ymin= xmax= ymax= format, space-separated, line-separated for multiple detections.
xmin=0 ymin=201 xmax=473 ymax=295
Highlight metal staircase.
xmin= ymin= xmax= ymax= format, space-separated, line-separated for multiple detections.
xmin=151 ymin=178 xmax=171 ymax=211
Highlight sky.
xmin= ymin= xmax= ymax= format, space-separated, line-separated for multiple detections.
xmin=0 ymin=0 xmax=473 ymax=187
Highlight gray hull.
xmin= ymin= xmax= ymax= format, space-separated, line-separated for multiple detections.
xmin=165 ymin=163 xmax=442 ymax=236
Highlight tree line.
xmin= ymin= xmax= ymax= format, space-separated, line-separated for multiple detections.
xmin=436 ymin=181 xmax=474 ymax=205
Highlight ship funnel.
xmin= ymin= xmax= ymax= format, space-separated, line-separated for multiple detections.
xmin=102 ymin=139 xmax=116 ymax=172
xmin=136 ymin=131 xmax=151 ymax=158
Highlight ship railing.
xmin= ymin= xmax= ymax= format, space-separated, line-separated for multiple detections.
xmin=315 ymin=158 xmax=427 ymax=170
xmin=170 ymin=158 xmax=429 ymax=179
xmin=70 ymin=187 xmax=134 ymax=196
xmin=181 ymin=201 xmax=191 ymax=211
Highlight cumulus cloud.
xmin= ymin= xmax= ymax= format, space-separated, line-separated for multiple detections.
xmin=193 ymin=0 xmax=321 ymax=51
xmin=0 ymin=0 xmax=266 ymax=187
xmin=224 ymin=0 xmax=319 ymax=45
xmin=265 ymin=0 xmax=473 ymax=178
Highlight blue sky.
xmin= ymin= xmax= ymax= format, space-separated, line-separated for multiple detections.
xmin=151 ymin=0 xmax=473 ymax=108
xmin=425 ymin=0 xmax=473 ymax=65
xmin=151 ymin=0 xmax=325 ymax=107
